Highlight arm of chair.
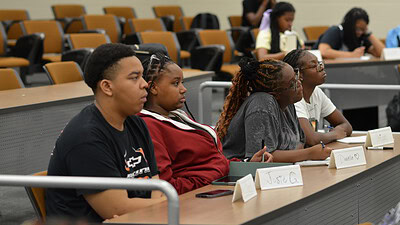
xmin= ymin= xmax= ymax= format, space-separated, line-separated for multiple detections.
xmin=227 ymin=27 xmax=252 ymax=52
xmin=176 ymin=30 xmax=199 ymax=52
xmin=121 ymin=32 xmax=140 ymax=45
xmin=190 ymin=44 xmax=224 ymax=72
xmin=131 ymin=43 xmax=169 ymax=62
xmin=61 ymin=48 xmax=94 ymax=68
xmin=1 ymin=20 xmax=22 ymax=33
xmin=56 ymin=17 xmax=81 ymax=32
xmin=11 ymin=33 xmax=44 ymax=65
xmin=79 ymin=29 xmax=106 ymax=34
xmin=160 ymin=15 xmax=175 ymax=32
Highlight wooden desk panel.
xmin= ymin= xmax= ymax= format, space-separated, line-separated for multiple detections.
xmin=108 ymin=135 xmax=400 ymax=225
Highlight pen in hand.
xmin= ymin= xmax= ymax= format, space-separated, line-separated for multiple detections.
xmin=261 ymin=139 xmax=265 ymax=162
xmin=324 ymin=125 xmax=333 ymax=133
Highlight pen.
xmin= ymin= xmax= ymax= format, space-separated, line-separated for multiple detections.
xmin=367 ymin=147 xmax=393 ymax=150
xmin=324 ymin=125 xmax=333 ymax=133
xmin=261 ymin=139 xmax=265 ymax=162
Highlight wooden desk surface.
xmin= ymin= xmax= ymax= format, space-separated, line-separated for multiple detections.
xmin=0 ymin=70 xmax=211 ymax=110
xmin=0 ymin=81 xmax=93 ymax=110
xmin=108 ymin=134 xmax=400 ymax=224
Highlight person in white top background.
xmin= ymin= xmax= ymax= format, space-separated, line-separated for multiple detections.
xmin=283 ymin=49 xmax=353 ymax=146
xmin=256 ymin=1 xmax=304 ymax=60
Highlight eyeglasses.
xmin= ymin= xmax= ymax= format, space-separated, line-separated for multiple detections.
xmin=281 ymin=68 xmax=300 ymax=92
xmin=300 ymin=61 xmax=324 ymax=73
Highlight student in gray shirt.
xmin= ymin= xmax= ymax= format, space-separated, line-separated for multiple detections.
xmin=216 ymin=57 xmax=332 ymax=162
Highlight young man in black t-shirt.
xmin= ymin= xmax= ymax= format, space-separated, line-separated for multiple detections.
xmin=46 ymin=43 xmax=165 ymax=222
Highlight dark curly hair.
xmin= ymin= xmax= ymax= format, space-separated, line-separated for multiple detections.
xmin=216 ymin=57 xmax=285 ymax=139
xmin=341 ymin=7 xmax=369 ymax=51
xmin=83 ymin=43 xmax=136 ymax=92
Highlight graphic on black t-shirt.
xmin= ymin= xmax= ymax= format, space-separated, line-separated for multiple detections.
xmin=124 ymin=147 xmax=151 ymax=179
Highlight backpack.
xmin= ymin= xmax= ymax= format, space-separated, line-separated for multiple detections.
xmin=190 ymin=13 xmax=219 ymax=29
xmin=386 ymin=92 xmax=400 ymax=131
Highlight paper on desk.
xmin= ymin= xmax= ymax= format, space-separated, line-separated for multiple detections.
xmin=295 ymin=157 xmax=330 ymax=167
xmin=337 ymin=136 xmax=366 ymax=144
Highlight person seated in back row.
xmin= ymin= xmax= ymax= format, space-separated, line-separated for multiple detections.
xmin=314 ymin=7 xmax=384 ymax=59
xmin=283 ymin=49 xmax=353 ymax=146
xmin=138 ymin=53 xmax=272 ymax=195
xmin=217 ymin=57 xmax=332 ymax=163
xmin=386 ymin=25 xmax=400 ymax=48
xmin=242 ymin=0 xmax=276 ymax=28
xmin=46 ymin=43 xmax=164 ymax=222
xmin=256 ymin=2 xmax=304 ymax=60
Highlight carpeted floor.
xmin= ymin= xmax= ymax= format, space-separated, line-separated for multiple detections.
xmin=0 ymin=186 xmax=36 ymax=225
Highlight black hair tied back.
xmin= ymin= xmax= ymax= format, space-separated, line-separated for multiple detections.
xmin=239 ymin=57 xmax=260 ymax=81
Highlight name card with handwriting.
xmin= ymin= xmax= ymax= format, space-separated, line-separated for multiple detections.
xmin=328 ymin=146 xmax=366 ymax=169
xmin=365 ymin=126 xmax=394 ymax=148
xmin=381 ymin=48 xmax=400 ymax=60
xmin=255 ymin=165 xmax=303 ymax=190
xmin=232 ymin=174 xmax=257 ymax=203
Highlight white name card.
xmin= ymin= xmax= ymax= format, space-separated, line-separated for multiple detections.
xmin=328 ymin=146 xmax=366 ymax=169
xmin=255 ymin=165 xmax=303 ymax=190
xmin=364 ymin=126 xmax=394 ymax=148
xmin=381 ymin=48 xmax=400 ymax=60
xmin=232 ymin=174 xmax=257 ymax=203
xmin=308 ymin=50 xmax=323 ymax=62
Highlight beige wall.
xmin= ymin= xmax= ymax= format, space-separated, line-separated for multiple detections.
xmin=3 ymin=0 xmax=399 ymax=39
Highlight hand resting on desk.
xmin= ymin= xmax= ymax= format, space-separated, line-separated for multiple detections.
xmin=249 ymin=146 xmax=274 ymax=163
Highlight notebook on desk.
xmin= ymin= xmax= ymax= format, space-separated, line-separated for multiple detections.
xmin=211 ymin=161 xmax=292 ymax=186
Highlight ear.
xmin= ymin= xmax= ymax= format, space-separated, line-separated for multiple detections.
xmin=98 ymin=79 xmax=113 ymax=97
xmin=148 ymin=81 xmax=158 ymax=96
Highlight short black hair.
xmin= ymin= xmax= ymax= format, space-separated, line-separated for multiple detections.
xmin=83 ymin=43 xmax=136 ymax=92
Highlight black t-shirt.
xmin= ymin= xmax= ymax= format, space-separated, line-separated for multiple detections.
xmin=46 ymin=104 xmax=158 ymax=222
xmin=314 ymin=25 xmax=372 ymax=51
xmin=242 ymin=0 xmax=263 ymax=27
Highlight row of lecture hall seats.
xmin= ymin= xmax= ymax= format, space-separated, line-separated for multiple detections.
xmin=0 ymin=5 xmax=339 ymax=85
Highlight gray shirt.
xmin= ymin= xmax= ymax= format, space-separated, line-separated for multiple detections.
xmin=222 ymin=92 xmax=305 ymax=159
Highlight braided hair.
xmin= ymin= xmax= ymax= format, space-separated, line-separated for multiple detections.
xmin=341 ymin=7 xmax=369 ymax=51
xmin=141 ymin=52 xmax=174 ymax=107
xmin=270 ymin=2 xmax=296 ymax=53
xmin=282 ymin=49 xmax=307 ymax=70
xmin=216 ymin=57 xmax=286 ymax=140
